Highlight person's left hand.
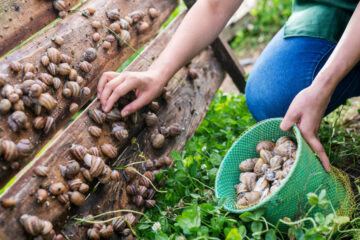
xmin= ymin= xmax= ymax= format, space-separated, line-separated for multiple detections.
xmin=280 ymin=84 xmax=332 ymax=172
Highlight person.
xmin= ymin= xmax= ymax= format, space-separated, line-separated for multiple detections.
xmin=97 ymin=0 xmax=360 ymax=172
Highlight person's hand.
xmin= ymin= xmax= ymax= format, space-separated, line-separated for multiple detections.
xmin=280 ymin=84 xmax=332 ymax=172
xmin=97 ymin=71 xmax=166 ymax=116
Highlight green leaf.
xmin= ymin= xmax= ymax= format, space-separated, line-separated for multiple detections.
xmin=225 ymin=228 xmax=242 ymax=240
xmin=251 ymin=221 xmax=263 ymax=234
xmin=253 ymin=208 xmax=265 ymax=220
xmin=239 ymin=212 xmax=255 ymax=222
xmin=265 ymin=229 xmax=276 ymax=240
xmin=155 ymin=232 xmax=169 ymax=240
xmin=176 ymin=205 xmax=201 ymax=235
xmin=307 ymin=192 xmax=319 ymax=205
xmin=238 ymin=225 xmax=247 ymax=238
xmin=217 ymin=197 xmax=227 ymax=208
xmin=294 ymin=228 xmax=305 ymax=240
xmin=314 ymin=213 xmax=325 ymax=224
xmin=333 ymin=216 xmax=350 ymax=225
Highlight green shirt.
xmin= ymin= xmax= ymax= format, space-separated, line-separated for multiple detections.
xmin=284 ymin=0 xmax=358 ymax=43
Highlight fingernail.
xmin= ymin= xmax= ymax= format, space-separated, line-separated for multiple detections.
xmin=122 ymin=110 xmax=129 ymax=117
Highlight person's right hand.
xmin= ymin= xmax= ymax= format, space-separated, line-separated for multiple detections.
xmin=97 ymin=70 xmax=166 ymax=116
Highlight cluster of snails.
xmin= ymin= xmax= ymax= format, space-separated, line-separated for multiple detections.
xmin=0 ymin=138 xmax=34 ymax=170
xmin=151 ymin=122 xmax=183 ymax=149
xmin=235 ymin=136 xmax=297 ymax=209
xmin=19 ymin=214 xmax=64 ymax=240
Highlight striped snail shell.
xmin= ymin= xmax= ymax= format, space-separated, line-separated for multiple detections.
xmin=256 ymin=140 xmax=275 ymax=154
xmin=20 ymin=214 xmax=43 ymax=236
xmin=106 ymin=9 xmax=120 ymax=21
xmin=39 ymin=93 xmax=57 ymax=111
xmin=65 ymin=81 xmax=80 ymax=98
xmin=62 ymin=88 xmax=72 ymax=98
xmin=105 ymin=34 xmax=116 ymax=42
xmin=88 ymin=109 xmax=106 ymax=125
xmin=274 ymin=140 xmax=297 ymax=158
xmin=79 ymin=183 xmax=89 ymax=193
xmin=134 ymin=195 xmax=144 ymax=207
xmin=60 ymin=54 xmax=72 ymax=64
xmin=39 ymin=73 xmax=53 ymax=86
xmin=10 ymin=61 xmax=22 ymax=72
xmin=57 ymin=193 xmax=69 ymax=205
xmin=138 ymin=185 xmax=148 ymax=198
xmin=128 ymin=10 xmax=145 ymax=23
xmin=23 ymin=63 xmax=35 ymax=73
xmin=44 ymin=116 xmax=55 ymax=134
xmin=87 ymin=228 xmax=100 ymax=240
xmin=70 ymin=144 xmax=88 ymax=161
xmin=23 ymin=71 xmax=35 ymax=80
xmin=69 ymin=191 xmax=86 ymax=206
xmin=145 ymin=112 xmax=158 ymax=127
xmin=240 ymin=172 xmax=257 ymax=191
xmin=0 ymin=74 xmax=8 ymax=87
xmin=61 ymin=160 xmax=80 ymax=179
xmin=68 ymin=178 xmax=83 ymax=191
xmin=99 ymin=166 xmax=112 ymax=184
xmin=126 ymin=185 xmax=138 ymax=196
xmin=41 ymin=220 xmax=53 ymax=236
xmin=110 ymin=22 xmax=121 ymax=33
xmin=119 ymin=30 xmax=131 ymax=45
xmin=148 ymin=8 xmax=159 ymax=19
xmin=34 ymin=165 xmax=49 ymax=177
xmin=89 ymin=146 xmax=101 ymax=156
xmin=47 ymin=63 xmax=57 ymax=75
xmin=47 ymin=47 xmax=61 ymax=64
xmin=35 ymin=79 xmax=49 ymax=92
xmin=53 ymin=0 xmax=66 ymax=11
xmin=106 ymin=108 xmax=122 ymax=122
xmin=119 ymin=18 xmax=130 ymax=30
xmin=0 ymin=99 xmax=12 ymax=114
xmin=69 ymin=69 xmax=78 ymax=81
xmin=80 ymin=87 xmax=91 ymax=100
xmin=83 ymin=48 xmax=97 ymax=62
xmin=16 ymin=139 xmax=34 ymax=157
xmin=69 ymin=103 xmax=79 ymax=114
xmin=145 ymin=199 xmax=156 ymax=209
xmin=33 ymin=116 xmax=46 ymax=130
xmin=88 ymin=126 xmax=102 ymax=138
xmin=112 ymin=126 xmax=128 ymax=141
xmin=1 ymin=84 xmax=15 ymax=98
xmin=84 ymin=154 xmax=105 ymax=177
xmin=91 ymin=20 xmax=101 ymax=29
xmin=81 ymin=168 xmax=93 ymax=182
xmin=41 ymin=55 xmax=50 ymax=67
xmin=260 ymin=149 xmax=273 ymax=164
xmin=57 ymin=63 xmax=71 ymax=76
xmin=136 ymin=21 xmax=150 ymax=34
xmin=100 ymin=143 xmax=117 ymax=159
xmin=112 ymin=218 xmax=126 ymax=232
xmin=275 ymin=136 xmax=293 ymax=146
xmin=79 ymin=61 xmax=92 ymax=73
xmin=2 ymin=140 xmax=19 ymax=161
xmin=99 ymin=225 xmax=113 ymax=239
xmin=29 ymin=84 xmax=42 ymax=98
xmin=110 ymin=170 xmax=120 ymax=181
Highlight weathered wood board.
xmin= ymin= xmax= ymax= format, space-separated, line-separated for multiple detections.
xmin=0 ymin=0 xmax=178 ymax=187
xmin=0 ymin=0 xmax=82 ymax=57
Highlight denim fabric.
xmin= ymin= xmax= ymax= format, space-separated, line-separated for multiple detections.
xmin=245 ymin=28 xmax=360 ymax=121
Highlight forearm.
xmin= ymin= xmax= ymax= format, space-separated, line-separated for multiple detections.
xmin=148 ymin=0 xmax=243 ymax=85
xmin=313 ymin=3 xmax=360 ymax=94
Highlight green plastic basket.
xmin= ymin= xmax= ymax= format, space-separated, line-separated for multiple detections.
xmin=215 ymin=118 xmax=353 ymax=225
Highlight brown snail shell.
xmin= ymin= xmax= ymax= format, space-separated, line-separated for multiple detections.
xmin=1 ymin=197 xmax=16 ymax=208
xmin=59 ymin=11 xmax=67 ymax=19
xmin=239 ymin=172 xmax=257 ymax=191
xmin=92 ymin=32 xmax=101 ymax=42
xmin=79 ymin=61 xmax=92 ymax=73
xmin=17 ymin=139 xmax=34 ymax=157
xmin=101 ymin=143 xmax=117 ymax=159
xmin=61 ymin=160 xmax=80 ymax=179
xmin=138 ymin=185 xmax=148 ymax=198
xmin=33 ymin=116 xmax=45 ymax=130
xmin=2 ymin=140 xmax=18 ymax=162
xmin=13 ymin=100 xmax=25 ymax=111
xmin=124 ymin=16 xmax=133 ymax=25
xmin=169 ymin=123 xmax=183 ymax=136
xmin=145 ymin=112 xmax=158 ymax=127
xmin=80 ymin=87 xmax=91 ymax=100
xmin=105 ymin=34 xmax=116 ymax=42
xmin=147 ymin=189 xmax=155 ymax=200
xmin=88 ymin=126 xmax=102 ymax=138
xmin=69 ymin=103 xmax=79 ymax=114
xmin=145 ymin=159 xmax=155 ymax=170
xmin=151 ymin=133 xmax=165 ymax=149
xmin=57 ymin=193 xmax=69 ymax=205
xmin=33 ymin=103 xmax=43 ymax=116
xmin=124 ymin=167 xmax=137 ymax=181
xmin=91 ymin=20 xmax=101 ymax=29
xmin=79 ymin=183 xmax=90 ymax=193
xmin=60 ymin=54 xmax=72 ymax=64
xmin=124 ymin=213 xmax=136 ymax=226
xmin=10 ymin=61 xmax=22 ymax=72
xmin=70 ymin=144 xmax=88 ymax=161
xmin=41 ymin=56 xmax=50 ymax=67
xmin=0 ymin=74 xmax=8 ymax=87
xmin=110 ymin=170 xmax=120 ymax=181
xmin=24 ymin=63 xmax=35 ymax=73
xmin=65 ymin=81 xmax=80 ymax=98
xmin=84 ymin=48 xmax=97 ymax=62
xmin=112 ymin=126 xmax=129 ymax=141
xmin=260 ymin=149 xmax=273 ymax=164
xmin=274 ymin=141 xmax=297 ymax=158
xmin=253 ymin=176 xmax=269 ymax=192
xmin=89 ymin=146 xmax=101 ymax=156
xmin=47 ymin=47 xmax=61 ymax=64
xmin=69 ymin=191 xmax=85 ymax=206
xmin=145 ymin=199 xmax=156 ymax=208
xmin=110 ymin=22 xmax=121 ymax=33
xmin=269 ymin=156 xmax=283 ymax=170
xmin=36 ymin=189 xmax=48 ymax=203
xmin=188 ymin=68 xmax=198 ymax=79
xmin=154 ymin=158 xmax=165 ymax=168
xmin=39 ymin=93 xmax=57 ymax=111
xmin=128 ymin=10 xmax=145 ymax=23
xmin=265 ymin=170 xmax=277 ymax=182
xmin=53 ymin=0 xmax=66 ymax=11
xmin=235 ymin=183 xmax=248 ymax=195
xmin=20 ymin=214 xmax=43 ymax=236
xmin=29 ymin=84 xmax=42 ymax=98
xmin=57 ymin=63 xmax=71 ymax=76
xmin=236 ymin=191 xmax=261 ymax=208
xmin=148 ymin=8 xmax=159 ymax=19
xmin=136 ymin=21 xmax=150 ymax=34
xmin=81 ymin=168 xmax=93 ymax=182
xmin=119 ymin=30 xmax=131 ymax=44
xmin=8 ymin=111 xmax=28 ymax=132
xmin=144 ymin=171 xmax=155 ymax=183
xmin=35 ymin=79 xmax=49 ymax=92
xmin=239 ymin=158 xmax=257 ymax=172
xmin=0 ymin=99 xmax=12 ymax=114
xmin=84 ymin=154 xmax=105 ymax=177
xmin=62 ymin=88 xmax=72 ymax=98
xmin=89 ymin=109 xmax=106 ymax=125
xmin=39 ymin=73 xmax=53 ymax=86
xmin=99 ymin=225 xmax=113 ymax=239
xmin=106 ymin=9 xmax=120 ymax=21
xmin=76 ymin=76 xmax=84 ymax=85
xmin=41 ymin=220 xmax=53 ymax=236
xmin=1 ymin=84 xmax=15 ymax=98
xmin=8 ymin=93 xmax=20 ymax=103
xmin=256 ymin=140 xmax=275 ymax=154
xmin=23 ymin=71 xmax=35 ymax=80
xmin=119 ymin=18 xmax=130 ymax=30
xmin=99 ymin=166 xmax=112 ymax=184
xmin=112 ymin=217 xmax=126 ymax=232
xmin=149 ymin=101 xmax=160 ymax=112
xmin=139 ymin=176 xmax=150 ymax=188
xmin=87 ymin=228 xmax=100 ymax=240
xmin=50 ymin=182 xmax=66 ymax=195
xmin=34 ymin=165 xmax=49 ymax=177
xmin=276 ymin=136 xmax=293 ymax=146
xmin=103 ymin=41 xmax=112 ymax=49
xmin=126 ymin=185 xmax=138 ymax=196
xmin=106 ymin=108 xmax=122 ymax=121
xmin=275 ymin=170 xmax=286 ymax=180
xmin=134 ymin=195 xmax=144 ymax=207
xmin=53 ymin=36 xmax=64 ymax=46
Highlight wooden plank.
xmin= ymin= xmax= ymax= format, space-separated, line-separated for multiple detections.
xmin=183 ymin=0 xmax=246 ymax=92
xmin=0 ymin=0 xmax=82 ymax=57
xmin=0 ymin=0 xmax=178 ymax=187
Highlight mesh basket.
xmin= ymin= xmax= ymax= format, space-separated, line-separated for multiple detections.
xmin=215 ymin=118 xmax=354 ymax=226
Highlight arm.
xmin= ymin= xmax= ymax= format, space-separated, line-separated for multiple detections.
xmin=97 ymin=0 xmax=243 ymax=114
xmin=280 ymin=2 xmax=360 ymax=172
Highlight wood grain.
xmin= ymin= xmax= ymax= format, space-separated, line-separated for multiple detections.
xmin=0 ymin=0 xmax=178 ymax=187
xmin=0 ymin=0 xmax=82 ymax=57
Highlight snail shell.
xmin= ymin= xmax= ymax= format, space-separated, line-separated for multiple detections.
xmin=119 ymin=30 xmax=131 ymax=44
xmin=253 ymin=176 xmax=269 ymax=193
xmin=274 ymin=141 xmax=297 ymax=158
xmin=33 ymin=116 xmax=46 ymax=130
xmin=69 ymin=191 xmax=86 ymax=206
xmin=41 ymin=220 xmax=53 ymax=236
xmin=119 ymin=18 xmax=130 ymax=30
xmin=70 ymin=145 xmax=88 ymax=161
xmin=92 ymin=32 xmax=101 ymax=42
xmin=101 ymin=143 xmax=117 ymax=159
xmin=53 ymin=0 xmax=66 ymax=11
xmin=41 ymin=56 xmax=50 ymax=67
xmin=10 ymin=61 xmax=22 ymax=72
xmin=39 ymin=73 xmax=53 ymax=86
xmin=265 ymin=170 xmax=276 ymax=182
xmin=151 ymin=133 xmax=165 ymax=149
xmin=235 ymin=183 xmax=248 ymax=195
xmin=239 ymin=172 xmax=257 ymax=191
xmin=126 ymin=185 xmax=138 ymax=196
xmin=239 ymin=158 xmax=257 ymax=172
xmin=256 ymin=140 xmax=275 ymax=154
xmin=103 ymin=41 xmax=112 ymax=49
xmin=134 ymin=195 xmax=144 ymax=207
xmin=80 ymin=87 xmax=91 ymax=100
xmin=110 ymin=170 xmax=121 ymax=181
xmin=50 ymin=182 xmax=66 ymax=195
xmin=47 ymin=63 xmax=57 ymax=75
xmin=145 ymin=199 xmax=156 ymax=209
xmin=62 ymin=160 xmax=80 ymax=179
xmin=124 ymin=167 xmax=137 ymax=181
xmin=253 ymin=158 xmax=264 ymax=174
xmin=89 ymin=146 xmax=101 ymax=156
xmin=79 ymin=183 xmax=90 ymax=193
xmin=124 ymin=16 xmax=133 ymax=25
xmin=106 ymin=9 xmax=120 ymax=21
xmin=2 ymin=84 xmax=15 ymax=98
xmin=44 ymin=117 xmax=55 ymax=134
xmin=106 ymin=108 xmax=122 ymax=121
xmin=81 ymin=168 xmax=93 ymax=182
xmin=88 ymin=126 xmax=102 ymax=138
xmin=136 ymin=21 xmax=150 ymax=34
xmin=79 ymin=61 xmax=92 ymax=73
xmin=62 ymin=88 xmax=72 ymax=98
xmin=138 ymin=185 xmax=148 ymax=198
xmin=29 ymin=84 xmax=42 ymax=98
xmin=39 ymin=93 xmax=57 ymax=111
xmin=236 ymin=191 xmax=261 ymax=208
xmin=145 ymin=112 xmax=158 ymax=127
xmin=20 ymin=214 xmax=43 ymax=236
xmin=84 ymin=154 xmax=105 ymax=177
xmin=148 ymin=8 xmax=159 ymax=19
xmin=83 ymin=48 xmax=97 ymax=62
xmin=124 ymin=213 xmax=136 ymax=226
xmin=53 ymin=36 xmax=64 ymax=46
xmin=269 ymin=156 xmax=283 ymax=170
xmin=34 ymin=165 xmax=49 ymax=177
xmin=35 ymin=79 xmax=49 ymax=92
xmin=0 ymin=99 xmax=12 ymax=114
xmin=24 ymin=63 xmax=35 ymax=73
xmin=23 ymin=71 xmax=35 ymax=80
xmin=8 ymin=93 xmax=20 ymax=103
xmin=36 ymin=189 xmax=48 ymax=203
xmin=69 ymin=103 xmax=79 ymax=114
xmin=0 ymin=74 xmax=8 ymax=86
xmin=283 ymin=159 xmax=294 ymax=174
xmin=60 ymin=54 xmax=72 ymax=64
xmin=144 ymin=159 xmax=154 ymax=170
xmin=47 ymin=47 xmax=61 ymax=64
xmin=275 ymin=170 xmax=286 ymax=180
xmin=1 ymin=197 xmax=16 ymax=208
xmin=87 ymin=228 xmax=100 ymax=240
xmin=58 ymin=63 xmax=71 ymax=76
xmin=65 ymin=81 xmax=80 ymax=98
xmin=144 ymin=171 xmax=155 ymax=183
xmin=89 ymin=109 xmax=106 ymax=125
xmin=188 ymin=68 xmax=198 ymax=79
xmin=91 ymin=20 xmax=101 ymax=29
xmin=105 ymin=34 xmax=116 ymax=42
xmin=112 ymin=217 xmax=126 ymax=232
xmin=110 ymin=22 xmax=121 ymax=33
xmin=128 ymin=10 xmax=145 ymax=23
xmin=13 ymin=100 xmax=25 ymax=111
xmin=112 ymin=126 xmax=129 ymax=141
xmin=276 ymin=136 xmax=293 ymax=146
xmin=2 ymin=140 xmax=18 ymax=161
xmin=67 ymin=178 xmax=82 ymax=191
xmin=99 ymin=225 xmax=113 ymax=239
xmin=99 ymin=166 xmax=112 ymax=184
xmin=76 ymin=76 xmax=84 ymax=85
xmin=17 ymin=139 xmax=34 ymax=157
xmin=149 ymin=101 xmax=160 ymax=112
xmin=260 ymin=149 xmax=273 ymax=164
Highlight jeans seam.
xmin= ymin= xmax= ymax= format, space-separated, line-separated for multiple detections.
xmin=311 ymin=45 xmax=335 ymax=80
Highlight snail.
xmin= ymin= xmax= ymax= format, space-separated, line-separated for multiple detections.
xmin=79 ymin=183 xmax=90 ymax=193
xmin=136 ymin=21 xmax=150 ymax=34
xmin=44 ymin=117 xmax=55 ymax=134
xmin=58 ymin=63 xmax=71 ymax=76
xmin=0 ymin=74 xmax=8 ymax=87
xmin=274 ymin=140 xmax=297 ymax=158
xmin=253 ymin=176 xmax=269 ymax=193
xmin=84 ymin=48 xmax=97 ymax=62
xmin=265 ymin=170 xmax=276 ymax=182
xmin=79 ymin=61 xmax=92 ymax=73
xmin=91 ymin=20 xmax=101 ymax=29
xmin=47 ymin=63 xmax=58 ymax=75
xmin=260 ymin=149 xmax=272 ymax=164
xmin=124 ymin=167 xmax=137 ymax=181
xmin=39 ymin=93 xmax=57 ymax=111
xmin=106 ymin=9 xmax=120 ymax=21
xmin=35 ymin=79 xmax=50 ymax=92
xmin=41 ymin=56 xmax=50 ymax=67
xmin=88 ymin=126 xmax=102 ymax=138
xmin=8 ymin=92 xmax=20 ymax=103
xmin=1 ymin=197 xmax=16 ymax=208
xmin=53 ymin=36 xmax=64 ymax=46
xmin=110 ymin=170 xmax=120 ymax=181
xmin=138 ymin=185 xmax=148 ymax=197
xmin=89 ymin=146 xmax=101 ymax=156
xmin=20 ymin=214 xmax=43 ymax=236
xmin=134 ymin=195 xmax=144 ymax=207
xmin=39 ymin=73 xmax=53 ymax=86
xmin=269 ymin=155 xmax=283 ymax=170
xmin=112 ymin=126 xmax=129 ymax=141
xmin=147 ymin=189 xmax=155 ymax=200
xmin=112 ymin=217 xmax=126 ymax=232
xmin=10 ymin=61 xmax=22 ymax=72
xmin=149 ymin=101 xmax=160 ymax=112
xmin=69 ymin=191 xmax=86 ymax=206
xmin=144 ymin=159 xmax=155 ymax=170
xmin=145 ymin=199 xmax=156 ymax=208
xmin=76 ymin=76 xmax=84 ymax=85
xmin=2 ymin=84 xmax=15 ymax=98
xmin=53 ymin=0 xmax=66 ymax=12
xmin=110 ymin=22 xmax=121 ymax=33
xmin=187 ymin=68 xmax=198 ymax=79
xmin=8 ymin=111 xmax=28 ymax=132
xmin=119 ymin=18 xmax=130 ymax=30
xmin=256 ymin=140 xmax=275 ymax=154
xmin=101 ymin=143 xmax=117 ymax=159
xmin=144 ymin=171 xmax=155 ymax=182
xmin=154 ymin=158 xmax=165 ymax=168
xmin=92 ymin=32 xmax=101 ymax=42
xmin=151 ymin=133 xmax=165 ymax=149
xmin=143 ymin=112 xmax=159 ymax=127
xmin=13 ymin=100 xmax=25 ymax=111
xmin=70 ymin=144 xmax=88 ymax=161
xmin=99 ymin=225 xmax=113 ymax=239
xmin=236 ymin=191 xmax=261 ymax=208
xmin=103 ymin=41 xmax=112 ymax=49
xmin=47 ymin=47 xmax=61 ymax=64
xmin=240 ymin=172 xmax=257 ymax=191
xmin=105 ymin=34 xmax=116 ymax=42
xmin=34 ymin=165 xmax=49 ymax=177
xmin=50 ymin=182 xmax=66 ymax=195
xmin=60 ymin=54 xmax=72 ymax=64
xmin=124 ymin=16 xmax=133 ymax=25
xmin=126 ymin=185 xmax=138 ymax=196
xmin=239 ymin=158 xmax=257 ymax=172
xmin=169 ymin=123 xmax=182 ymax=136
xmin=89 ymin=109 xmax=106 ymax=125
xmin=33 ymin=116 xmax=45 ymax=130
xmin=0 ymin=99 xmax=12 ymax=114
xmin=65 ymin=81 xmax=80 ymax=98
xmin=275 ymin=136 xmax=292 ymax=146
xmin=69 ymin=103 xmax=79 ymax=114
xmin=87 ymin=228 xmax=100 ymax=240
xmin=148 ymin=8 xmax=159 ymax=19
xmin=120 ymin=30 xmax=131 ymax=44
xmin=24 ymin=63 xmax=35 ymax=73
xmin=80 ymin=87 xmax=91 ymax=100
xmin=99 ymin=166 xmax=112 ymax=184
xmin=81 ymin=168 xmax=93 ymax=182
xmin=84 ymin=154 xmax=105 ymax=177
xmin=2 ymin=140 xmax=18 ymax=162
xmin=36 ymin=189 xmax=48 ymax=204
xmin=17 ymin=139 xmax=34 ymax=157
xmin=29 ymin=84 xmax=43 ymax=98
xmin=60 ymin=160 xmax=80 ymax=179
xmin=106 ymin=108 xmax=122 ymax=121
xmin=62 ymin=88 xmax=72 ymax=98
xmin=162 ymin=90 xmax=172 ymax=101
xmin=23 ymin=71 xmax=35 ymax=80
xmin=128 ymin=10 xmax=145 ymax=23
xmin=235 ymin=183 xmax=247 ymax=195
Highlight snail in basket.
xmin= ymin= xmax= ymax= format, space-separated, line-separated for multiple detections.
xmin=235 ymin=136 xmax=297 ymax=209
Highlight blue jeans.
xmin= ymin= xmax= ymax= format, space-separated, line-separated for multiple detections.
xmin=245 ymin=28 xmax=360 ymax=121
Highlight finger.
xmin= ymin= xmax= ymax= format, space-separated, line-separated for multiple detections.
xmin=304 ymin=134 xmax=331 ymax=172
xmin=100 ymin=75 xmax=125 ymax=107
xmin=121 ymin=93 xmax=153 ymax=117
xmin=97 ymin=72 xmax=119 ymax=97
xmin=280 ymin=109 xmax=300 ymax=132
xmin=103 ymin=79 xmax=139 ymax=112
